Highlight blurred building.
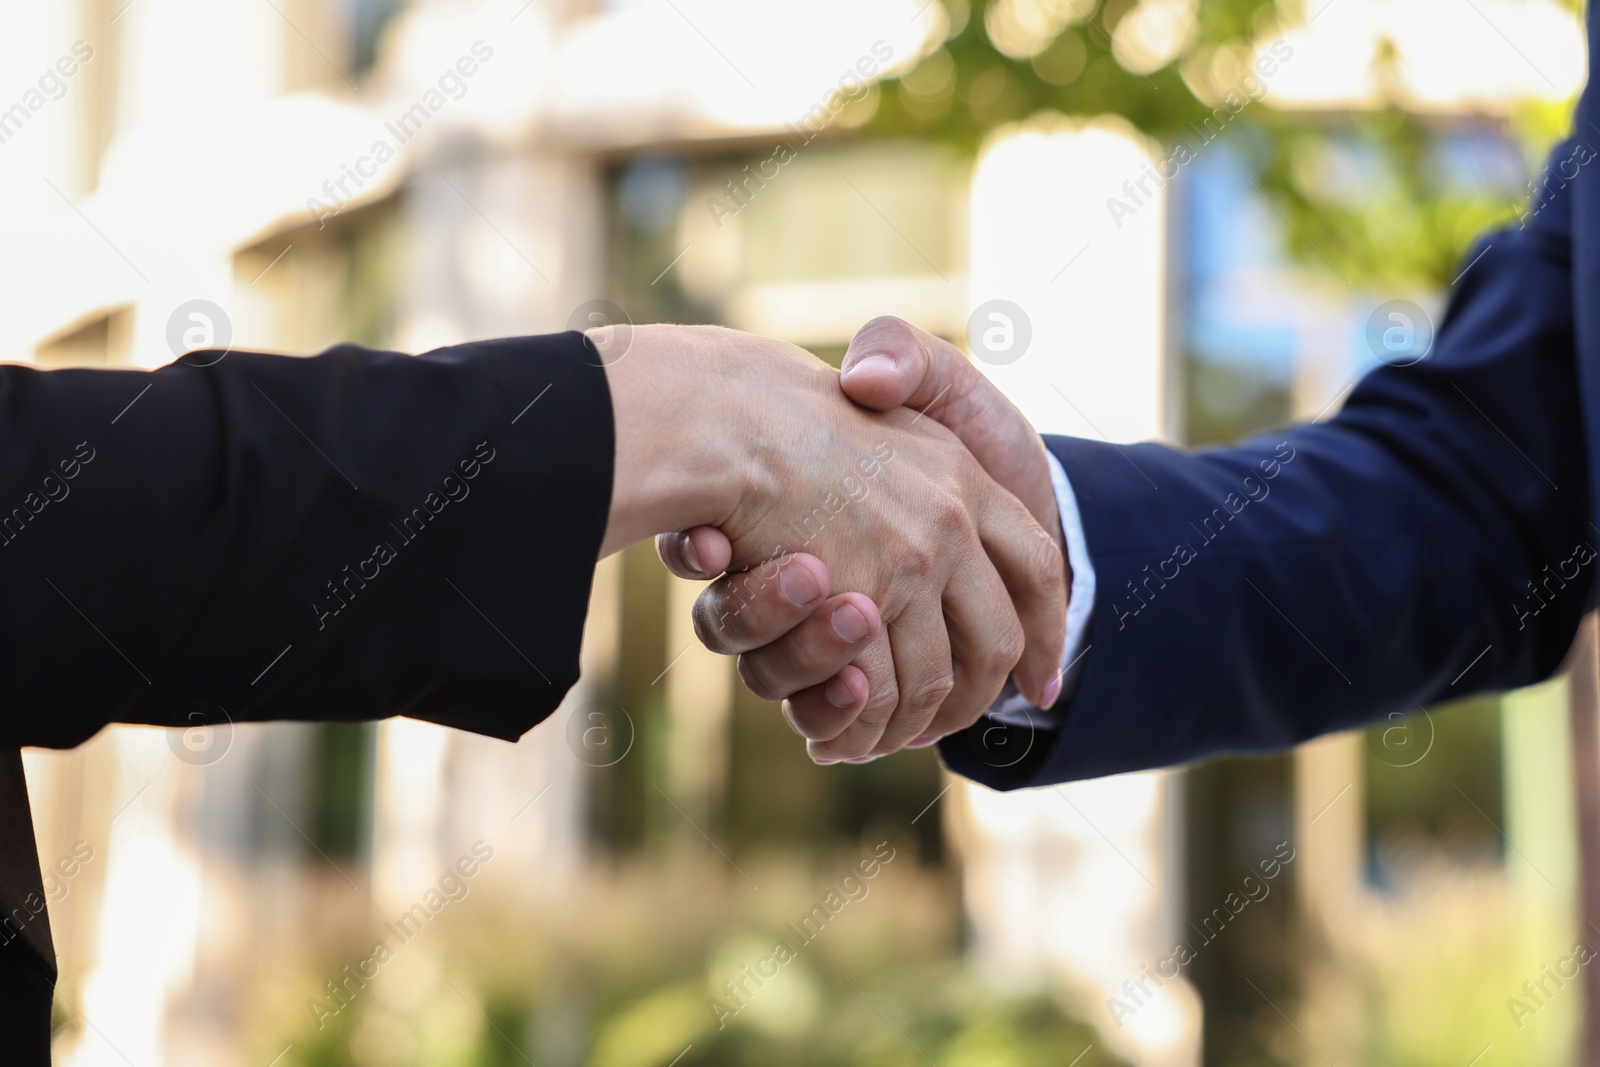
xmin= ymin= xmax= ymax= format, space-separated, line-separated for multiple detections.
xmin=1 ymin=1 xmax=1591 ymax=1065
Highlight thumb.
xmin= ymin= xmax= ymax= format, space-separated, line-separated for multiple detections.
xmin=840 ymin=316 xmax=1059 ymax=539
xmin=656 ymin=527 xmax=734 ymax=580
xmin=839 ymin=315 xmax=975 ymax=412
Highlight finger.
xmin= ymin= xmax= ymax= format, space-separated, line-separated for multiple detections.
xmin=840 ymin=316 xmax=1058 ymax=534
xmin=810 ymin=603 xmax=952 ymax=761
xmin=780 ymin=665 xmax=869 ymax=743
xmin=656 ymin=527 xmax=734 ymax=580
xmin=974 ymin=485 xmax=1068 ymax=709
xmin=787 ymin=635 xmax=898 ymax=747
xmin=735 ymin=593 xmax=880 ymax=701
xmin=690 ymin=553 xmax=829 ymax=656
xmin=916 ymin=558 xmax=1025 ymax=743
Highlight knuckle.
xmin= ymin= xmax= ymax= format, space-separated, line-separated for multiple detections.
xmin=988 ymin=620 xmax=1027 ymax=677
xmin=935 ymin=492 xmax=968 ymax=528
xmin=899 ymin=548 xmax=937 ymax=584
xmin=859 ymin=685 xmax=900 ymax=729
xmin=1035 ymin=531 xmax=1065 ymax=589
xmin=906 ymin=515 xmax=963 ymax=578
xmin=906 ymin=672 xmax=956 ymax=713
xmin=888 ymin=537 xmax=937 ymax=587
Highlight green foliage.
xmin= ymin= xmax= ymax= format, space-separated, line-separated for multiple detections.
xmin=1364 ymin=695 xmax=1505 ymax=870
xmin=871 ymin=0 xmax=1578 ymax=290
xmin=1247 ymin=106 xmax=1536 ymax=290
xmin=872 ymin=0 xmax=1281 ymax=149
xmin=266 ymin=851 xmax=1131 ymax=1067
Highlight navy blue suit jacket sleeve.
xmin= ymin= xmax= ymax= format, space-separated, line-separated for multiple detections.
xmin=942 ymin=139 xmax=1592 ymax=789
xmin=0 ymin=331 xmax=612 ymax=748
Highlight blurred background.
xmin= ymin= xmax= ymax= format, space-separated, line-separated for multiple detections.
xmin=2 ymin=0 xmax=1593 ymax=1063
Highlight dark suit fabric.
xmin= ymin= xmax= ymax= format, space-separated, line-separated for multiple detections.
xmin=945 ymin=124 xmax=1600 ymax=790
xmin=0 ymin=330 xmax=613 ymax=1060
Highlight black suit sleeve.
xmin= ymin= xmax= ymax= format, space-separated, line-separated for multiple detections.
xmin=0 ymin=330 xmax=612 ymax=748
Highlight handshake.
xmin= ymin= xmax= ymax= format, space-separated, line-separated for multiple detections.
xmin=598 ymin=316 xmax=1069 ymax=765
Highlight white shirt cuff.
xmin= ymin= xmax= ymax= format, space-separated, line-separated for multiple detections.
xmin=985 ymin=448 xmax=1095 ymax=729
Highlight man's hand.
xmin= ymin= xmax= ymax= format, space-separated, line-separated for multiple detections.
xmin=598 ymin=323 xmax=1065 ymax=762
xmin=658 ymin=316 xmax=1068 ymax=757
xmin=839 ymin=317 xmax=1062 ymax=543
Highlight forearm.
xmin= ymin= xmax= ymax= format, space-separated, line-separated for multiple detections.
xmin=0 ymin=332 xmax=611 ymax=747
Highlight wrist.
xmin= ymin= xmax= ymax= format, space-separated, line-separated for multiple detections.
xmin=596 ymin=325 xmax=753 ymax=557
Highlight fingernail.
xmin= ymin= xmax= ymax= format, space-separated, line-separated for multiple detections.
xmin=779 ymin=562 xmax=821 ymax=606
xmin=907 ymin=735 xmax=939 ymax=749
xmin=681 ymin=536 xmax=704 ymax=577
xmin=842 ymin=353 xmax=895 ymax=381
xmin=1041 ymin=674 xmax=1064 ymax=708
xmin=825 ymin=675 xmax=855 ymax=708
xmin=830 ymin=603 xmax=870 ymax=643
xmin=845 ymin=755 xmax=879 ymax=764
xmin=812 ymin=757 xmax=840 ymax=766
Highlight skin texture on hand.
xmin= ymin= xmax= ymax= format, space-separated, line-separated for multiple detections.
xmin=658 ymin=316 xmax=1070 ymax=761
xmin=597 ymin=323 xmax=1065 ymax=762
xmin=841 ymin=317 xmax=1063 ymax=546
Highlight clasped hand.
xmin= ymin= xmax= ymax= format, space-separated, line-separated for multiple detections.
xmin=598 ymin=318 xmax=1066 ymax=763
